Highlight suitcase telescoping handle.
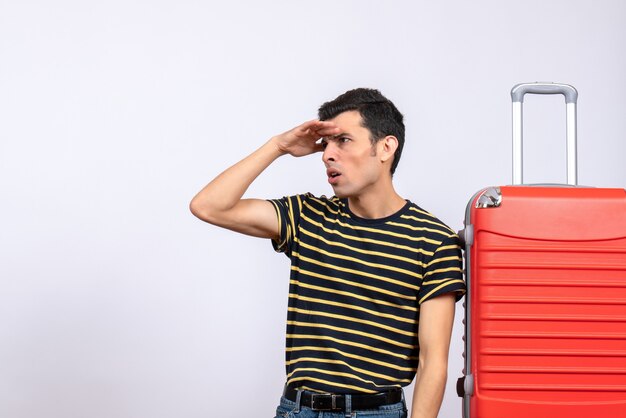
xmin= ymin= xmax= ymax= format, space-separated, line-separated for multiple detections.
xmin=510 ymin=82 xmax=578 ymax=185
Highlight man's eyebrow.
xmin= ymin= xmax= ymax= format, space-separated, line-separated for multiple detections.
xmin=321 ymin=132 xmax=351 ymax=142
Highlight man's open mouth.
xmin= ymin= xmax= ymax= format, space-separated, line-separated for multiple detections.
xmin=327 ymin=168 xmax=342 ymax=184
xmin=327 ymin=169 xmax=341 ymax=178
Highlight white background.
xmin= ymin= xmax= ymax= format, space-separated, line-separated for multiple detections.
xmin=1 ymin=1 xmax=625 ymax=417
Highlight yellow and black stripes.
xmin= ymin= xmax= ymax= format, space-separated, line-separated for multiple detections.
xmin=270 ymin=193 xmax=465 ymax=394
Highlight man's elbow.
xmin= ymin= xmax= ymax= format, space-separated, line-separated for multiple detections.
xmin=189 ymin=196 xmax=218 ymax=224
xmin=419 ymin=353 xmax=449 ymax=380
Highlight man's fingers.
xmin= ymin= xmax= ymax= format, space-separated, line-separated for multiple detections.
xmin=316 ymin=126 xmax=341 ymax=137
xmin=308 ymin=121 xmax=340 ymax=138
xmin=313 ymin=141 xmax=325 ymax=153
xmin=292 ymin=120 xmax=340 ymax=144
xmin=298 ymin=119 xmax=321 ymax=131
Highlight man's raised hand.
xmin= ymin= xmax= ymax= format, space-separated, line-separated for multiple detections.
xmin=272 ymin=120 xmax=340 ymax=157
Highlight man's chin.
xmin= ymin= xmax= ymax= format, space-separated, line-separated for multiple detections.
xmin=330 ymin=187 xmax=344 ymax=198
xmin=330 ymin=187 xmax=351 ymax=199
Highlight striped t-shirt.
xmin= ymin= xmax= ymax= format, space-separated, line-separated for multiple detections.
xmin=269 ymin=193 xmax=465 ymax=394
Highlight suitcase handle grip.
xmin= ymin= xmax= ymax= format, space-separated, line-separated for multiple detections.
xmin=510 ymin=82 xmax=578 ymax=185
xmin=511 ymin=82 xmax=578 ymax=104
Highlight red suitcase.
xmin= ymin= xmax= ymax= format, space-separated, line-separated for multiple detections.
xmin=457 ymin=83 xmax=626 ymax=417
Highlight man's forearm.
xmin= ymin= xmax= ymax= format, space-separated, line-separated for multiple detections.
xmin=190 ymin=119 xmax=338 ymax=221
xmin=410 ymin=363 xmax=447 ymax=418
xmin=190 ymin=138 xmax=283 ymax=220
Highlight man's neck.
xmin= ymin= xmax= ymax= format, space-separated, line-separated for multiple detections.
xmin=347 ymin=187 xmax=406 ymax=220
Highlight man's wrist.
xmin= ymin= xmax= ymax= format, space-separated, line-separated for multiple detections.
xmin=268 ymin=136 xmax=288 ymax=157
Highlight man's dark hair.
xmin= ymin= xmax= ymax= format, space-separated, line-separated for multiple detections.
xmin=318 ymin=88 xmax=405 ymax=175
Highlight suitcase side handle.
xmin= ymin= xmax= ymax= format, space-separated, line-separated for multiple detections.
xmin=510 ymin=82 xmax=578 ymax=186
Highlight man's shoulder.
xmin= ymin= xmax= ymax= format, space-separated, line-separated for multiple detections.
xmin=274 ymin=193 xmax=344 ymax=214
xmin=299 ymin=193 xmax=344 ymax=214
xmin=404 ymin=201 xmax=457 ymax=238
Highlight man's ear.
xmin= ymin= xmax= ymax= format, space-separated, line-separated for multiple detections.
xmin=379 ymin=135 xmax=399 ymax=163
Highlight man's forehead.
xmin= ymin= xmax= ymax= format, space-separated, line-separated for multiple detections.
xmin=327 ymin=109 xmax=362 ymax=124
xmin=326 ymin=110 xmax=367 ymax=133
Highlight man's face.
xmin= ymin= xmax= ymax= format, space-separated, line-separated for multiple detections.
xmin=321 ymin=110 xmax=385 ymax=198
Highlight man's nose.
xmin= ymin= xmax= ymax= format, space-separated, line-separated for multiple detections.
xmin=322 ymin=142 xmax=337 ymax=163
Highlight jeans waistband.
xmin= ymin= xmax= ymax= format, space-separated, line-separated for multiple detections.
xmin=283 ymin=386 xmax=403 ymax=412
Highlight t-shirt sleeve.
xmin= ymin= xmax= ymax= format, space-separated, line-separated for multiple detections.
xmin=267 ymin=194 xmax=305 ymax=256
xmin=418 ymin=234 xmax=466 ymax=304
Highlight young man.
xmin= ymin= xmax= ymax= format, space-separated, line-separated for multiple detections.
xmin=190 ymin=88 xmax=465 ymax=418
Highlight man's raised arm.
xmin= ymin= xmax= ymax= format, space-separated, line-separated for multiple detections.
xmin=189 ymin=120 xmax=339 ymax=239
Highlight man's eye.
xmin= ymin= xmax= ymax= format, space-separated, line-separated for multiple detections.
xmin=321 ymin=140 xmax=328 ymax=148
xmin=340 ymin=137 xmax=350 ymax=143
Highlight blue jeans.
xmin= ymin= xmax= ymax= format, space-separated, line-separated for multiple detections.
xmin=273 ymin=394 xmax=408 ymax=418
